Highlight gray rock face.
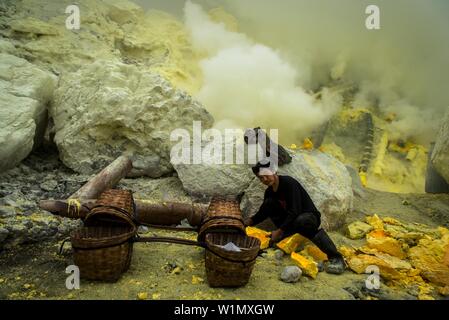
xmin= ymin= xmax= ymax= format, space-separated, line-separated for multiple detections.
xmin=0 ymin=151 xmax=86 ymax=249
xmin=0 ymin=206 xmax=15 ymax=218
xmin=0 ymin=53 xmax=57 ymax=172
xmin=280 ymin=266 xmax=302 ymax=283
xmin=50 ymin=59 xmax=213 ymax=177
xmin=172 ymin=139 xmax=254 ymax=196
xmin=174 ymin=162 xmax=253 ymax=197
xmin=40 ymin=179 xmax=58 ymax=192
xmin=0 ymin=227 xmax=9 ymax=243
xmin=431 ymin=107 xmax=449 ymax=184
xmin=345 ymin=165 xmax=365 ymax=198
xmin=240 ymin=176 xmax=266 ymax=218
xmin=242 ymin=151 xmax=353 ymax=231
xmin=274 ymin=249 xmax=285 ymax=261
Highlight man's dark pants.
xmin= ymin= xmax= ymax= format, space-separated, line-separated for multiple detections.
xmin=256 ymin=198 xmax=341 ymax=259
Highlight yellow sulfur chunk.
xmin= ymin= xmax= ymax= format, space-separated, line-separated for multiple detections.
xmin=137 ymin=292 xmax=148 ymax=300
xmin=365 ymin=214 xmax=384 ymax=230
xmin=339 ymin=246 xmax=356 ymax=259
xmin=366 ymin=231 xmax=407 ymax=259
xmin=301 ymin=138 xmax=314 ymax=150
xmin=346 ymin=221 xmax=373 ymax=239
xmin=291 ymin=252 xmax=318 ymax=279
xmin=191 ymin=275 xmax=204 ymax=285
xmin=347 ymin=254 xmax=402 ymax=281
xmin=152 ymin=293 xmax=161 ymax=300
xmin=407 ymin=236 xmax=449 ymax=287
xmin=301 ymin=245 xmax=328 ymax=262
xmin=277 ymin=233 xmax=307 ymax=254
xmin=439 ymin=286 xmax=449 ymax=296
xmin=246 ymin=226 xmax=270 ymax=250
xmin=359 ymin=171 xmax=367 ymax=187
xmin=382 ymin=217 xmax=402 ymax=226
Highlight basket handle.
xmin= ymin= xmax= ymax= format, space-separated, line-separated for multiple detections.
xmin=202 ymin=216 xmax=243 ymax=224
xmin=138 ymin=222 xmax=198 ymax=233
xmin=89 ymin=204 xmax=135 ymax=219
xmin=58 ymin=237 xmax=71 ymax=255
xmin=134 ymin=235 xmax=206 ymax=247
xmin=134 ymin=235 xmax=259 ymax=265
xmin=205 ymin=246 xmax=259 ymax=265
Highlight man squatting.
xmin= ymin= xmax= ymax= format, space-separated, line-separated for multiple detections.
xmin=244 ymin=161 xmax=346 ymax=274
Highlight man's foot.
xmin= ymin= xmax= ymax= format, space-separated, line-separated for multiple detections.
xmin=324 ymin=255 xmax=346 ymax=275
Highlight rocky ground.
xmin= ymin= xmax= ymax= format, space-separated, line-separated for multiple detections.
xmin=0 ymin=148 xmax=448 ymax=300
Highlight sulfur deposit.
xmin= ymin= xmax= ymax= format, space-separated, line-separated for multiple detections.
xmin=343 ymin=215 xmax=449 ymax=300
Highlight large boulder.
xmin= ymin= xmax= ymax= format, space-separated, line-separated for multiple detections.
xmin=172 ymin=140 xmax=254 ymax=197
xmin=431 ymin=107 xmax=449 ymax=184
xmin=0 ymin=53 xmax=57 ymax=172
xmin=50 ymin=59 xmax=213 ymax=177
xmin=241 ymin=150 xmax=354 ymax=231
xmin=1 ymin=1 xmax=199 ymax=93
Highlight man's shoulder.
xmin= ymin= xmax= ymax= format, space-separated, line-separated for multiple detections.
xmin=279 ymin=175 xmax=303 ymax=188
xmin=279 ymin=174 xmax=298 ymax=183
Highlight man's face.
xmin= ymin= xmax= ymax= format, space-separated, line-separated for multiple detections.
xmin=257 ymin=168 xmax=277 ymax=187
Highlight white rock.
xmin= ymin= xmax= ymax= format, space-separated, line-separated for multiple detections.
xmin=50 ymin=59 xmax=213 ymax=177
xmin=0 ymin=53 xmax=57 ymax=172
xmin=431 ymin=107 xmax=449 ymax=183
xmin=172 ymin=140 xmax=253 ymax=196
xmin=105 ymin=0 xmax=145 ymax=25
xmin=10 ymin=17 xmax=59 ymax=35
xmin=240 ymin=176 xmax=266 ymax=218
xmin=0 ymin=39 xmax=16 ymax=54
xmin=174 ymin=163 xmax=253 ymax=197
xmin=7 ymin=0 xmax=198 ymax=94
xmin=280 ymin=266 xmax=302 ymax=283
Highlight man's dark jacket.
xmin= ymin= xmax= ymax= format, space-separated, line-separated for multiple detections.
xmin=251 ymin=175 xmax=321 ymax=230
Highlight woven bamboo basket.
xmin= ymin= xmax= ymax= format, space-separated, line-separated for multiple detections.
xmin=204 ymin=233 xmax=260 ymax=287
xmin=69 ymin=189 xmax=137 ymax=282
xmin=197 ymin=196 xmax=245 ymax=242
xmin=71 ymin=225 xmax=136 ymax=282
xmin=86 ymin=189 xmax=136 ymax=226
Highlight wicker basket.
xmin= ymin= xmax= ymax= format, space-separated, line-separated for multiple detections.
xmin=198 ymin=196 xmax=245 ymax=242
xmin=204 ymin=233 xmax=260 ymax=287
xmin=86 ymin=189 xmax=136 ymax=227
xmin=69 ymin=189 xmax=137 ymax=282
xmin=71 ymin=225 xmax=136 ymax=282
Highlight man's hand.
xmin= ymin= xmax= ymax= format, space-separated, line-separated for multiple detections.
xmin=271 ymin=228 xmax=284 ymax=242
xmin=243 ymin=218 xmax=253 ymax=227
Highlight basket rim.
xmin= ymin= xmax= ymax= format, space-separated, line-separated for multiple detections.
xmin=85 ymin=206 xmax=136 ymax=227
xmin=205 ymin=233 xmax=260 ymax=262
xmin=71 ymin=225 xmax=137 ymax=249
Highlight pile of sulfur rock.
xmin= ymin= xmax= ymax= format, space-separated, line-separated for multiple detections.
xmin=342 ymin=215 xmax=449 ymax=300
xmin=247 ymin=215 xmax=449 ymax=300
xmin=246 ymin=227 xmax=328 ymax=279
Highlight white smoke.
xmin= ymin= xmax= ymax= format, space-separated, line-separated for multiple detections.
xmin=183 ymin=1 xmax=341 ymax=143
xmin=222 ymin=0 xmax=449 ymax=144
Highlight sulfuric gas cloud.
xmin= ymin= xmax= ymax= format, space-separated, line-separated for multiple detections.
xmin=184 ymin=1 xmax=342 ymax=143
xmin=137 ymin=0 xmax=449 ymax=145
